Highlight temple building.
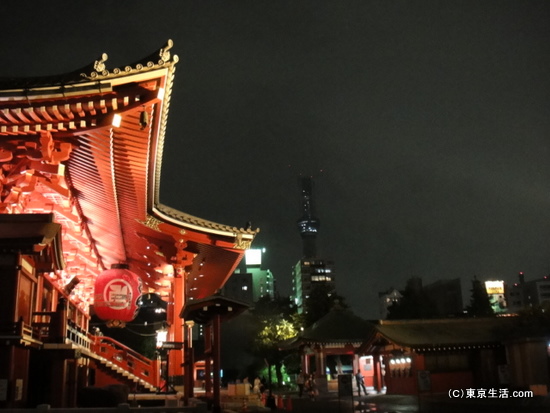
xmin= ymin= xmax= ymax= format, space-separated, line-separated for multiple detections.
xmin=283 ymin=312 xmax=550 ymax=398
xmin=0 ymin=40 xmax=257 ymax=410
xmin=283 ymin=305 xmax=378 ymax=394
xmin=359 ymin=317 xmax=550 ymax=396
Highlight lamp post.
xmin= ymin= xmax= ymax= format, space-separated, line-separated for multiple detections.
xmin=184 ymin=320 xmax=195 ymax=404
xmin=156 ymin=326 xmax=168 ymax=393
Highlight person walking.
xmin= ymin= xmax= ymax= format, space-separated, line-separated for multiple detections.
xmin=355 ymin=370 xmax=367 ymax=396
xmin=296 ymin=371 xmax=305 ymax=397
xmin=253 ymin=377 xmax=262 ymax=394
xmin=305 ymin=374 xmax=318 ymax=401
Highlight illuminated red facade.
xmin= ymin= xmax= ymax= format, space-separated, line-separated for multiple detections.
xmin=0 ymin=40 xmax=257 ymax=408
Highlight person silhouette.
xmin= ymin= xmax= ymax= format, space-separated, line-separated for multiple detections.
xmin=355 ymin=370 xmax=367 ymax=395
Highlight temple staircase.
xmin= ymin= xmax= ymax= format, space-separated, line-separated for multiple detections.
xmin=90 ymin=335 xmax=159 ymax=393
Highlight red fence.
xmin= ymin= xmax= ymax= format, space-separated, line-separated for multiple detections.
xmin=91 ymin=335 xmax=159 ymax=389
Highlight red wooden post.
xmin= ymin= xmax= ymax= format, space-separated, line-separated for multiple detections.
xmin=212 ymin=313 xmax=221 ymax=413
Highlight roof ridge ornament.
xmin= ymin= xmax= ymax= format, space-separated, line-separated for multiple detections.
xmin=159 ymin=39 xmax=174 ymax=64
xmin=93 ymin=53 xmax=109 ymax=73
xmin=83 ymin=41 xmax=178 ymax=80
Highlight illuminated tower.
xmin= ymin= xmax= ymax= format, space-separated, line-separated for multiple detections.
xmin=297 ymin=176 xmax=320 ymax=258
xmin=292 ymin=176 xmax=335 ymax=313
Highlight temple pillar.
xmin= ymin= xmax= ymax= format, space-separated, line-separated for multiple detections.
xmin=300 ymin=349 xmax=309 ymax=375
xmin=373 ymin=354 xmax=383 ymax=393
xmin=212 ymin=314 xmax=222 ymax=413
xmin=314 ymin=345 xmax=328 ymax=393
xmin=183 ymin=320 xmax=195 ymax=405
xmin=169 ymin=276 xmax=184 ymax=376
xmin=49 ymin=355 xmax=68 ymax=407
xmin=353 ymin=354 xmax=360 ymax=373
xmin=205 ymin=353 xmax=212 ymax=396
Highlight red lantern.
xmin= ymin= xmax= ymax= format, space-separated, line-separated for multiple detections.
xmin=94 ymin=263 xmax=142 ymax=327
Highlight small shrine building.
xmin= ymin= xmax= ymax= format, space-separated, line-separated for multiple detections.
xmin=284 ymin=305 xmax=379 ymax=394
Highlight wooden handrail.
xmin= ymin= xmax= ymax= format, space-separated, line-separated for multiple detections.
xmin=92 ymin=335 xmax=153 ymax=364
xmin=18 ymin=312 xmax=160 ymax=390
xmin=91 ymin=335 xmax=159 ymax=388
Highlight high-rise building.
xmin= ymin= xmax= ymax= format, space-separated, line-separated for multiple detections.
xmin=292 ymin=258 xmax=336 ymax=312
xmin=507 ymin=272 xmax=550 ymax=312
xmin=223 ymin=248 xmax=275 ymax=304
xmin=292 ymin=177 xmax=336 ymax=312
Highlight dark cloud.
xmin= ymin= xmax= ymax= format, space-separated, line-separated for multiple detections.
xmin=2 ymin=1 xmax=550 ymax=318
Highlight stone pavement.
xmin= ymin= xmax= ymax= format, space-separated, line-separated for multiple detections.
xmin=285 ymin=393 xmax=417 ymax=413
xmin=223 ymin=393 xmax=418 ymax=413
xmin=223 ymin=391 xmax=550 ymax=413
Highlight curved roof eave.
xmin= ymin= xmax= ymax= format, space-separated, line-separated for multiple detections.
xmin=152 ymin=203 xmax=258 ymax=240
xmin=145 ymin=46 xmax=259 ymax=242
xmin=0 ymin=39 xmax=258 ymax=305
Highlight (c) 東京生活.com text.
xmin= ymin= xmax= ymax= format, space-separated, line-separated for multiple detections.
xmin=448 ymin=388 xmax=534 ymax=399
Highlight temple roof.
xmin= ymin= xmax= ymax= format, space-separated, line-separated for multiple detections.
xmin=0 ymin=40 xmax=258 ymax=312
xmin=286 ymin=306 xmax=375 ymax=348
xmin=361 ymin=316 xmax=550 ymax=353
xmin=0 ymin=40 xmax=175 ymax=92
xmin=180 ymin=293 xmax=250 ymax=324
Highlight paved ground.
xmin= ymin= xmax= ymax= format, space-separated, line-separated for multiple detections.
xmin=222 ymin=393 xmax=418 ymax=413
xmin=223 ymin=392 xmax=550 ymax=413
xmin=282 ymin=393 xmax=417 ymax=413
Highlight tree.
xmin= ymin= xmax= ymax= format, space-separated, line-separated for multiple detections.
xmin=302 ymin=283 xmax=347 ymax=327
xmin=387 ymin=277 xmax=438 ymax=320
xmin=465 ymin=276 xmax=494 ymax=317
xmin=248 ymin=295 xmax=299 ymax=388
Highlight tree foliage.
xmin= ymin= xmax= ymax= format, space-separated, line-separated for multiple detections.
xmin=387 ymin=278 xmax=438 ymax=320
xmin=465 ymin=276 xmax=494 ymax=317
xmin=256 ymin=319 xmax=297 ymax=349
xmin=252 ymin=295 xmax=298 ymax=351
xmin=248 ymin=295 xmax=299 ymax=387
xmin=302 ymin=283 xmax=347 ymax=327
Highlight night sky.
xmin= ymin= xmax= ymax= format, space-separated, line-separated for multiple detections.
xmin=2 ymin=1 xmax=550 ymax=319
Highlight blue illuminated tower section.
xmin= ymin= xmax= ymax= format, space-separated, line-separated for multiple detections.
xmin=297 ymin=176 xmax=320 ymax=258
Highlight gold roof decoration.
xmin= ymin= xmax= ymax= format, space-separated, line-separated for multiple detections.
xmin=84 ymin=40 xmax=179 ymax=80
